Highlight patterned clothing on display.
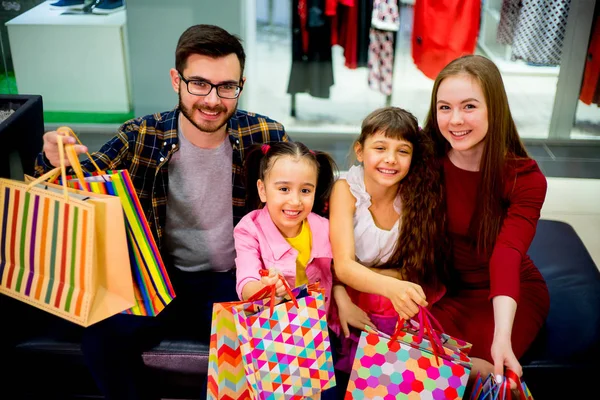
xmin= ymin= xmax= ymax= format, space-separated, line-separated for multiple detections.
xmin=368 ymin=28 xmax=396 ymax=95
xmin=496 ymin=0 xmax=521 ymax=46
xmin=371 ymin=0 xmax=400 ymax=31
xmin=498 ymin=0 xmax=572 ymax=66
xmin=368 ymin=0 xmax=399 ymax=96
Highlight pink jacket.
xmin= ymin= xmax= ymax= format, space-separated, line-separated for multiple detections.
xmin=234 ymin=207 xmax=333 ymax=312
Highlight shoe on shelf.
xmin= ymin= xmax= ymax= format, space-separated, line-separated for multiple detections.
xmin=92 ymin=0 xmax=125 ymax=14
xmin=49 ymin=0 xmax=86 ymax=9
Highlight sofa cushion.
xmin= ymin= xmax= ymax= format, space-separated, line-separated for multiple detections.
xmin=523 ymin=220 xmax=600 ymax=364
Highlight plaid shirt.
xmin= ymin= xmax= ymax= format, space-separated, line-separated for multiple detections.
xmin=35 ymin=107 xmax=288 ymax=251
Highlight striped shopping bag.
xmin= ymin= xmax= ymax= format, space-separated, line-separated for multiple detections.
xmin=1 ymin=137 xmax=135 ymax=326
xmin=471 ymin=370 xmax=535 ymax=400
xmin=55 ymin=129 xmax=175 ymax=316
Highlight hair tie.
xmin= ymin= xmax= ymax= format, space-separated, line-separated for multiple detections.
xmin=309 ymin=150 xmax=315 ymax=155
xmin=261 ymin=144 xmax=270 ymax=155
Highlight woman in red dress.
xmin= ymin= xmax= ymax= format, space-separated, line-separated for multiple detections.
xmin=422 ymin=55 xmax=550 ymax=387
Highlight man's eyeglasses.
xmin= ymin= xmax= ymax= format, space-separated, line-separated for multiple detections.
xmin=178 ymin=73 xmax=242 ymax=99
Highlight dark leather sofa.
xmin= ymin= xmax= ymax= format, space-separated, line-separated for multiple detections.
xmin=2 ymin=219 xmax=600 ymax=399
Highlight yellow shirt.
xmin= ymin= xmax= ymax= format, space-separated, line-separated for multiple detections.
xmin=285 ymin=220 xmax=312 ymax=286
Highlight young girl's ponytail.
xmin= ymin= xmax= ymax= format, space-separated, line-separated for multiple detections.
xmin=243 ymin=141 xmax=339 ymax=217
xmin=313 ymin=151 xmax=338 ymax=218
xmin=244 ymin=144 xmax=268 ymax=213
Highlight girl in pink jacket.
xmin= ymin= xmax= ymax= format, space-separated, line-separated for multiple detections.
xmin=234 ymin=141 xmax=338 ymax=313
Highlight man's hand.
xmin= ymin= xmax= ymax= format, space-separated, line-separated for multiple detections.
xmin=42 ymin=130 xmax=88 ymax=168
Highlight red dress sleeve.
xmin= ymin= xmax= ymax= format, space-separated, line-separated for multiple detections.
xmin=488 ymin=161 xmax=547 ymax=302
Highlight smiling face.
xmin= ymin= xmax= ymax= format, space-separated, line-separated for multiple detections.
xmin=257 ymin=155 xmax=318 ymax=238
xmin=355 ymin=131 xmax=413 ymax=191
xmin=171 ymin=53 xmax=243 ymax=136
xmin=436 ymin=74 xmax=489 ymax=159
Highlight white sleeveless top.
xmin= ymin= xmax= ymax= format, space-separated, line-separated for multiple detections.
xmin=343 ymin=165 xmax=402 ymax=267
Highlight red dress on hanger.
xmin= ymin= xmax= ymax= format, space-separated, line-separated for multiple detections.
xmin=412 ymin=0 xmax=481 ymax=79
xmin=580 ymin=16 xmax=600 ymax=106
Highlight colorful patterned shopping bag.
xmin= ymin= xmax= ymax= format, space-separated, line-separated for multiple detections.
xmin=469 ymin=373 xmax=496 ymax=400
xmin=56 ymin=128 xmax=175 ymax=316
xmin=228 ymin=278 xmax=335 ymax=399
xmin=207 ymin=297 xmax=257 ymax=400
xmin=207 ymin=281 xmax=333 ymax=400
xmin=1 ymin=136 xmax=135 ymax=326
xmin=345 ymin=306 xmax=472 ymax=400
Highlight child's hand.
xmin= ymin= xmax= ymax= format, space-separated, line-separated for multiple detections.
xmin=385 ymin=279 xmax=428 ymax=320
xmin=338 ymin=301 xmax=376 ymax=338
xmin=260 ymin=268 xmax=287 ymax=298
xmin=333 ymin=285 xmax=376 ymax=337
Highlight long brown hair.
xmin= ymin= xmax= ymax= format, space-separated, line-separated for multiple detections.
xmin=244 ymin=142 xmax=338 ymax=218
xmin=356 ymin=107 xmax=449 ymax=292
xmin=423 ymin=55 xmax=530 ymax=254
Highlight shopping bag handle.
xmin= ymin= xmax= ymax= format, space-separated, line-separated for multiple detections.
xmin=390 ymin=306 xmax=443 ymax=341
xmin=26 ymin=135 xmax=71 ymax=201
xmin=306 ymin=281 xmax=323 ymax=294
xmin=503 ymin=369 xmax=528 ymax=400
xmin=390 ymin=306 xmax=446 ymax=366
xmin=247 ymin=270 xmax=299 ymax=316
xmin=26 ymin=126 xmax=102 ymax=199
xmin=53 ymin=126 xmax=110 ymax=192
xmin=56 ymin=126 xmax=104 ymax=174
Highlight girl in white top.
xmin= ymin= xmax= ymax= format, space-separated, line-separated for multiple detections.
xmin=329 ymin=107 xmax=449 ymax=373
xmin=345 ymin=164 xmax=402 ymax=267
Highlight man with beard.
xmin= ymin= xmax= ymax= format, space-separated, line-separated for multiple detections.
xmin=34 ymin=24 xmax=288 ymax=400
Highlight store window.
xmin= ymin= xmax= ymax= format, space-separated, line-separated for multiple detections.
xmin=253 ymin=0 xmax=599 ymax=147
xmin=0 ymin=0 xmax=597 ymax=144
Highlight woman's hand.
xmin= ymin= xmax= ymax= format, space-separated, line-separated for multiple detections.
xmin=384 ymin=279 xmax=428 ymax=320
xmin=333 ymin=285 xmax=376 ymax=337
xmin=491 ymin=336 xmax=522 ymax=390
xmin=491 ymin=295 xmax=520 ymax=389
xmin=260 ymin=268 xmax=286 ymax=298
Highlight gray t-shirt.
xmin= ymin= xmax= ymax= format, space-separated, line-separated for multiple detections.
xmin=164 ymin=124 xmax=235 ymax=272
